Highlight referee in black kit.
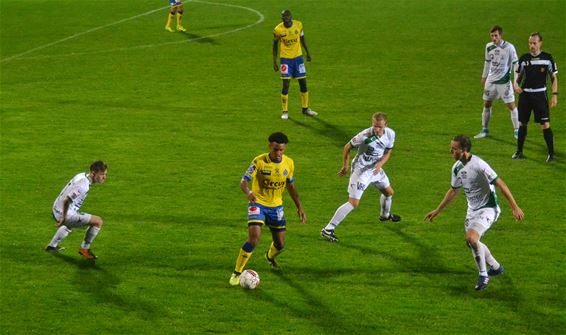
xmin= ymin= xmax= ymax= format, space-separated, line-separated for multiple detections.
xmin=512 ymin=32 xmax=558 ymax=162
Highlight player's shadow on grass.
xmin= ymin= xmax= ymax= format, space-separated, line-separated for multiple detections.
xmin=53 ymin=253 xmax=165 ymax=320
xmin=480 ymin=135 xmax=565 ymax=169
xmin=288 ymin=116 xmax=351 ymax=148
xmin=181 ymin=32 xmax=218 ymax=45
xmin=445 ymin=274 xmax=560 ymax=333
xmin=332 ymin=225 xmax=467 ymax=276
xmin=250 ymin=271 xmax=383 ymax=335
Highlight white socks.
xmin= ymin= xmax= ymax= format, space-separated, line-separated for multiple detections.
xmin=81 ymin=226 xmax=101 ymax=249
xmin=470 ymin=242 xmax=487 ymax=276
xmin=510 ymin=107 xmax=519 ymax=130
xmin=482 ymin=107 xmax=492 ymax=129
xmin=324 ymin=202 xmax=355 ymax=231
xmin=482 ymin=106 xmax=519 ymax=130
xmin=481 ymin=241 xmax=500 ymax=270
xmin=470 ymin=241 xmax=499 ymax=276
xmin=380 ymin=194 xmax=392 ymax=218
xmin=48 ymin=226 xmax=71 ymax=247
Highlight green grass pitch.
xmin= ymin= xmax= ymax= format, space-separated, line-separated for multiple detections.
xmin=1 ymin=0 xmax=565 ymax=334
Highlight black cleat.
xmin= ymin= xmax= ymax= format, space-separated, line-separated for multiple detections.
xmin=45 ymin=245 xmax=65 ymax=253
xmin=475 ymin=275 xmax=490 ymax=291
xmin=265 ymin=251 xmax=281 ymax=271
xmin=487 ymin=265 xmax=505 ymax=277
xmin=546 ymin=154 xmax=555 ymax=163
xmin=511 ymin=151 xmax=524 ymax=159
xmin=320 ymin=229 xmax=339 ymax=242
xmin=379 ymin=214 xmax=401 ymax=222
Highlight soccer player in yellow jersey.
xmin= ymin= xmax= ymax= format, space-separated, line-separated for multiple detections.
xmin=273 ymin=10 xmax=317 ymax=120
xmin=229 ymin=132 xmax=308 ymax=286
xmin=165 ymin=0 xmax=186 ymax=32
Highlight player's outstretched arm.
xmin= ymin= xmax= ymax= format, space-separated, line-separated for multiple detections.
xmin=272 ymin=37 xmax=279 ymax=71
xmin=425 ymin=188 xmax=458 ymax=222
xmin=494 ymin=179 xmax=524 ymax=221
xmin=373 ymin=149 xmax=392 ymax=175
xmin=287 ymin=183 xmax=307 ymax=224
xmin=240 ymin=178 xmax=257 ymax=203
xmin=56 ymin=197 xmax=72 ymax=227
xmin=300 ymin=35 xmax=311 ymax=62
xmin=338 ymin=142 xmax=353 ymax=176
xmin=550 ymin=74 xmax=558 ymax=108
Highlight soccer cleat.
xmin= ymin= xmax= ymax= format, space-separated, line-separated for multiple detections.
xmin=379 ymin=214 xmax=401 ymax=222
xmin=474 ymin=129 xmax=489 ymax=139
xmin=475 ymin=275 xmax=490 ymax=291
xmin=513 ymin=129 xmax=519 ymax=139
xmin=45 ymin=245 xmax=65 ymax=253
xmin=165 ymin=26 xmax=174 ymax=32
xmin=487 ymin=265 xmax=505 ymax=277
xmin=320 ymin=229 xmax=339 ymax=242
xmin=302 ymin=108 xmax=318 ymax=116
xmin=265 ymin=251 xmax=281 ymax=271
xmin=546 ymin=154 xmax=555 ymax=163
xmin=229 ymin=272 xmax=241 ymax=286
xmin=281 ymin=112 xmax=289 ymax=120
xmin=176 ymin=26 xmax=186 ymax=32
xmin=511 ymin=151 xmax=524 ymax=159
xmin=78 ymin=248 xmax=97 ymax=260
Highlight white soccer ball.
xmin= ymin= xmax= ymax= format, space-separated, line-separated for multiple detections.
xmin=239 ymin=269 xmax=260 ymax=289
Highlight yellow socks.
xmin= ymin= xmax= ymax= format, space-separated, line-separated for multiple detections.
xmin=166 ymin=13 xmax=174 ymax=29
xmin=176 ymin=12 xmax=183 ymax=28
xmin=300 ymin=92 xmax=309 ymax=109
xmin=281 ymin=94 xmax=289 ymax=112
xmin=267 ymin=242 xmax=282 ymax=260
xmin=234 ymin=248 xmax=253 ymax=273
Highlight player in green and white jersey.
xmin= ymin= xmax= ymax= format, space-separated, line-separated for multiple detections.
xmin=474 ymin=26 xmax=520 ymax=140
xmin=321 ymin=113 xmax=400 ymax=242
xmin=425 ymin=135 xmax=524 ymax=291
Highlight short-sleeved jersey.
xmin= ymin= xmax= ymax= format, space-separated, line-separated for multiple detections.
xmin=273 ymin=20 xmax=304 ymax=59
xmin=350 ymin=127 xmax=395 ymax=173
xmin=243 ymin=153 xmax=295 ymax=207
xmin=516 ymin=52 xmax=558 ymax=91
xmin=485 ymin=40 xmax=518 ymax=84
xmin=451 ymin=155 xmax=499 ymax=211
xmin=53 ymin=172 xmax=91 ymax=214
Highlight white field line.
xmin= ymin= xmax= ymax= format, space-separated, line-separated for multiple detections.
xmin=0 ymin=0 xmax=264 ymax=63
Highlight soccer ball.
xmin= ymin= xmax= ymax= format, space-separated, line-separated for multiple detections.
xmin=239 ymin=269 xmax=260 ymax=289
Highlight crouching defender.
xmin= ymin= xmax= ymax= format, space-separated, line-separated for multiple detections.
xmin=229 ymin=132 xmax=307 ymax=286
xmin=46 ymin=161 xmax=108 ymax=261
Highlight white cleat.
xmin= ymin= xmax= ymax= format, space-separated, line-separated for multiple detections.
xmin=302 ymin=108 xmax=318 ymax=116
xmin=281 ymin=112 xmax=289 ymax=120
xmin=474 ymin=130 xmax=488 ymax=139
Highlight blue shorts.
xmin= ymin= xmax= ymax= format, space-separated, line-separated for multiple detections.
xmin=247 ymin=203 xmax=286 ymax=231
xmin=169 ymin=0 xmax=182 ymax=6
xmin=280 ymin=56 xmax=306 ymax=79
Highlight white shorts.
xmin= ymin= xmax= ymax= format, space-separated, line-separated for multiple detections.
xmin=347 ymin=167 xmax=390 ymax=200
xmin=52 ymin=207 xmax=92 ymax=228
xmin=464 ymin=206 xmax=500 ymax=236
xmin=483 ymin=81 xmax=515 ymax=103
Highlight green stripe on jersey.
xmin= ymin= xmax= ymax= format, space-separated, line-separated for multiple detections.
xmin=364 ymin=135 xmax=377 ymax=144
xmin=492 ymin=71 xmax=511 ymax=84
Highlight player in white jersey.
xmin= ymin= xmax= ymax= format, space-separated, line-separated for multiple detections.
xmin=425 ymin=135 xmax=524 ymax=291
xmin=474 ymin=26 xmax=520 ymax=140
xmin=321 ymin=113 xmax=401 ymax=242
xmin=45 ymin=161 xmax=108 ymax=261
